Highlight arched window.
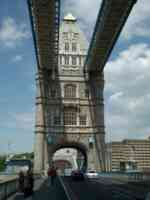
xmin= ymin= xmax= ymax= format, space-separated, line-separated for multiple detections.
xmin=65 ymin=42 xmax=69 ymax=51
xmin=64 ymin=109 xmax=77 ymax=125
xmin=64 ymin=55 xmax=69 ymax=65
xmin=71 ymin=55 xmax=77 ymax=65
xmin=64 ymin=84 xmax=76 ymax=98
xmin=72 ymin=43 xmax=77 ymax=52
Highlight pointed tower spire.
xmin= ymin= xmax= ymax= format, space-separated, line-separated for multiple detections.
xmin=63 ymin=13 xmax=76 ymax=21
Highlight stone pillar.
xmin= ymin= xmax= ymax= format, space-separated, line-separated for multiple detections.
xmin=34 ymin=70 xmax=46 ymax=173
xmin=44 ymin=136 xmax=49 ymax=172
xmin=34 ymin=133 xmax=44 ymax=173
xmin=87 ymin=137 xmax=98 ymax=170
xmin=95 ymin=134 xmax=106 ymax=171
xmin=95 ymin=73 xmax=106 ymax=172
xmin=88 ymin=72 xmax=106 ymax=172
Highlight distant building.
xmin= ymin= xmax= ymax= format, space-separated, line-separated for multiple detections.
xmin=53 ymin=148 xmax=78 ymax=172
xmin=106 ymin=137 xmax=150 ymax=172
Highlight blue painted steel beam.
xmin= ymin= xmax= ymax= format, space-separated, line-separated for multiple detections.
xmin=84 ymin=0 xmax=137 ymax=74
xmin=27 ymin=0 xmax=40 ymax=70
xmin=27 ymin=0 xmax=60 ymax=71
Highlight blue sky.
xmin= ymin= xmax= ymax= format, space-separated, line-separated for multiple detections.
xmin=0 ymin=0 xmax=36 ymax=154
xmin=0 ymin=0 xmax=150 ymax=154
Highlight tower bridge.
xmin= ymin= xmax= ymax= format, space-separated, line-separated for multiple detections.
xmin=27 ymin=0 xmax=137 ymax=174
xmin=1 ymin=0 xmax=141 ymax=200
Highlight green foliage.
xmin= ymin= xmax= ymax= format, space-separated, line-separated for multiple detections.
xmin=12 ymin=152 xmax=34 ymax=160
xmin=0 ymin=156 xmax=6 ymax=172
xmin=0 ymin=152 xmax=34 ymax=172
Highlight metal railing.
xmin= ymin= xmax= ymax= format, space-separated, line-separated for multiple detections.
xmin=99 ymin=171 xmax=150 ymax=182
xmin=0 ymin=173 xmax=42 ymax=200
xmin=0 ymin=178 xmax=18 ymax=200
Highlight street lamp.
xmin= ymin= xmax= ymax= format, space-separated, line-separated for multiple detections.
xmin=47 ymin=134 xmax=53 ymax=144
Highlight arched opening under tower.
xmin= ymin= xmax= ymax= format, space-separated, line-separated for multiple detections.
xmin=50 ymin=141 xmax=87 ymax=175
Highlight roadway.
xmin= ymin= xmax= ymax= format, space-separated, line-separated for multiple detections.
xmin=62 ymin=176 xmax=149 ymax=200
xmin=8 ymin=175 xmax=150 ymax=200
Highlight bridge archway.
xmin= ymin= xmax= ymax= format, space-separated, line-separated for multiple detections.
xmin=50 ymin=141 xmax=88 ymax=172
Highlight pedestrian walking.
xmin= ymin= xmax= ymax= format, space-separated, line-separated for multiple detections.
xmin=47 ymin=165 xmax=57 ymax=186
xmin=18 ymin=171 xmax=24 ymax=193
xmin=24 ymin=169 xmax=34 ymax=198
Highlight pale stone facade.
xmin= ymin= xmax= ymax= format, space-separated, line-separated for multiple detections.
xmin=34 ymin=13 xmax=106 ymax=173
xmin=106 ymin=137 xmax=150 ymax=172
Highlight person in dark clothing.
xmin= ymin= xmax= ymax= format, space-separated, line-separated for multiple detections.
xmin=24 ymin=169 xmax=34 ymax=198
xmin=47 ymin=165 xmax=57 ymax=186
xmin=18 ymin=171 xmax=24 ymax=193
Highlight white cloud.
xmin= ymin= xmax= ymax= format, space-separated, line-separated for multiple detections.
xmin=122 ymin=0 xmax=150 ymax=39
xmin=12 ymin=112 xmax=34 ymax=130
xmin=63 ymin=0 xmax=102 ymax=23
xmin=63 ymin=0 xmax=150 ymax=41
xmin=0 ymin=17 xmax=30 ymax=47
xmin=104 ymin=43 xmax=150 ymax=141
xmin=63 ymin=0 xmax=102 ymax=39
xmin=12 ymin=55 xmax=23 ymax=62
xmin=0 ymin=112 xmax=35 ymax=131
xmin=0 ymin=112 xmax=34 ymax=154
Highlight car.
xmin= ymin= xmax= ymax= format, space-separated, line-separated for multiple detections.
xmin=85 ymin=170 xmax=99 ymax=178
xmin=71 ymin=170 xmax=85 ymax=181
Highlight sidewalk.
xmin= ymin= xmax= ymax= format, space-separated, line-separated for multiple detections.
xmin=9 ymin=177 xmax=67 ymax=200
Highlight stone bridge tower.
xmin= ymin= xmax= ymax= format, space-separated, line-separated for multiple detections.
xmin=34 ymin=13 xmax=105 ymax=173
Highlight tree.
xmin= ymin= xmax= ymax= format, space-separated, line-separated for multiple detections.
xmin=0 ymin=156 xmax=6 ymax=172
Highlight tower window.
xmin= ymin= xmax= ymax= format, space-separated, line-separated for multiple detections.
xmin=54 ymin=115 xmax=61 ymax=125
xmin=64 ymin=109 xmax=77 ymax=125
xmin=85 ymin=89 xmax=89 ymax=98
xmin=89 ymin=137 xmax=94 ymax=148
xmin=74 ymin=33 xmax=78 ymax=39
xmin=72 ymin=43 xmax=77 ymax=52
xmin=64 ymin=55 xmax=69 ymax=65
xmin=64 ymin=84 xmax=76 ymax=98
xmin=59 ymin=55 xmax=62 ymax=65
xmin=65 ymin=42 xmax=69 ymax=51
xmin=72 ymin=55 xmax=77 ymax=65
xmin=79 ymin=56 xmax=82 ymax=65
xmin=51 ymin=89 xmax=56 ymax=98
xmin=63 ymin=32 xmax=68 ymax=39
xmin=80 ymin=115 xmax=87 ymax=126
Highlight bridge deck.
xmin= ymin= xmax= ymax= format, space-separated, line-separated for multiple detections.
xmin=8 ymin=176 xmax=150 ymax=200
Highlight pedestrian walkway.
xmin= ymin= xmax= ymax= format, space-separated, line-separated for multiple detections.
xmin=9 ymin=177 xmax=67 ymax=200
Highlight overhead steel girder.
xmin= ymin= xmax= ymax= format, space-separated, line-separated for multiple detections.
xmin=84 ymin=0 xmax=137 ymax=74
xmin=27 ymin=0 xmax=60 ymax=70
